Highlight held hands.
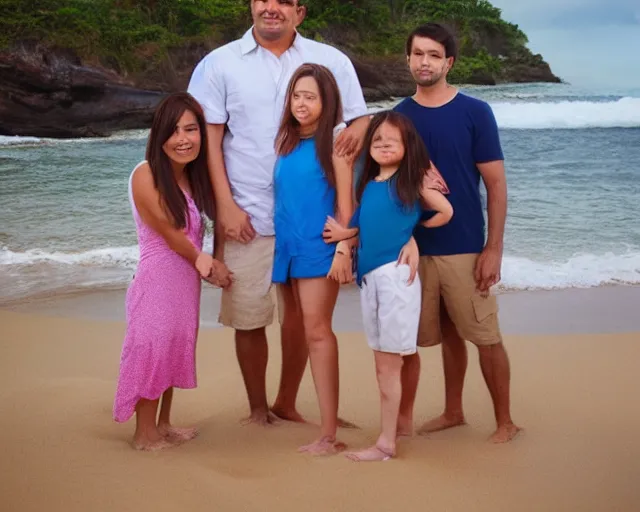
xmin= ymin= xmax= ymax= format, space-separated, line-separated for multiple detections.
xmin=218 ymin=201 xmax=255 ymax=244
xmin=474 ymin=245 xmax=502 ymax=297
xmin=327 ymin=241 xmax=354 ymax=284
xmin=195 ymin=252 xmax=233 ymax=289
xmin=322 ymin=216 xmax=357 ymax=244
xmin=397 ymin=237 xmax=419 ymax=285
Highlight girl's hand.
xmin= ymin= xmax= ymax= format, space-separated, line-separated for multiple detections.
xmin=397 ymin=237 xmax=419 ymax=285
xmin=195 ymin=252 xmax=214 ymax=278
xmin=327 ymin=242 xmax=353 ymax=284
xmin=322 ymin=216 xmax=357 ymax=244
xmin=204 ymin=259 xmax=234 ymax=289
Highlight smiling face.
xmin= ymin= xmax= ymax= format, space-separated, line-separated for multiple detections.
xmin=290 ymin=75 xmax=322 ymax=132
xmin=161 ymin=110 xmax=201 ymax=166
xmin=369 ymin=121 xmax=405 ymax=169
xmin=408 ymin=35 xmax=453 ymax=87
xmin=251 ymin=0 xmax=304 ymax=42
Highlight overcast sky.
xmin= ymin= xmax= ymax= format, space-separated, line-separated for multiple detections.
xmin=490 ymin=0 xmax=640 ymax=89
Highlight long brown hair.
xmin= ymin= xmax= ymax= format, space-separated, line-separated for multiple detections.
xmin=275 ymin=63 xmax=343 ymax=187
xmin=146 ymin=92 xmax=215 ymax=229
xmin=356 ymin=111 xmax=431 ymax=207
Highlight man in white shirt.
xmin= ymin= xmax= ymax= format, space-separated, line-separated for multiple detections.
xmin=187 ymin=0 xmax=370 ymax=426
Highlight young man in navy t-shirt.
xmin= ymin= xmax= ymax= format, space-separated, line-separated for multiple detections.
xmin=394 ymin=23 xmax=521 ymax=443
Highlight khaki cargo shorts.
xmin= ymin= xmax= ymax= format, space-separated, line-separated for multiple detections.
xmin=417 ymin=253 xmax=503 ymax=347
xmin=219 ymin=235 xmax=285 ymax=331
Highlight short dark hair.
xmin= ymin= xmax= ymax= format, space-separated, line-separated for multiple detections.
xmin=405 ymin=23 xmax=457 ymax=61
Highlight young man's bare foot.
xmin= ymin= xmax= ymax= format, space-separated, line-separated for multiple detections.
xmin=345 ymin=444 xmax=395 ymax=462
xmin=489 ymin=423 xmax=522 ymax=443
xmin=131 ymin=436 xmax=175 ymax=452
xmin=417 ymin=413 xmax=466 ymax=435
xmin=158 ymin=424 xmax=199 ymax=443
xmin=337 ymin=417 xmax=360 ymax=429
xmin=240 ymin=410 xmax=281 ymax=427
xmin=298 ymin=436 xmax=347 ymax=456
xmin=270 ymin=406 xmax=308 ymax=424
xmin=396 ymin=415 xmax=414 ymax=437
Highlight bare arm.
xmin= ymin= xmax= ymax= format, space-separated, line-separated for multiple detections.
xmin=332 ymin=152 xmax=354 ymax=228
xmin=477 ymin=160 xmax=507 ymax=250
xmin=421 ymin=188 xmax=453 ymax=228
xmin=131 ymin=164 xmax=201 ymax=266
xmin=206 ymin=124 xmax=255 ymax=243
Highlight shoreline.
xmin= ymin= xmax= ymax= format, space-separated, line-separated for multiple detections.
xmin=3 ymin=282 xmax=640 ymax=335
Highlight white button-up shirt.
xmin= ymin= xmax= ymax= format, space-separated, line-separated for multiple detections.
xmin=187 ymin=28 xmax=368 ymax=236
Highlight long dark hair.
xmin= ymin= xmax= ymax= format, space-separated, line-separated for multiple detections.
xmin=146 ymin=92 xmax=215 ymax=229
xmin=356 ymin=111 xmax=431 ymax=207
xmin=275 ymin=63 xmax=343 ymax=187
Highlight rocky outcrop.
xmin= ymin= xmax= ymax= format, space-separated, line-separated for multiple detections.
xmin=0 ymin=39 xmax=560 ymax=139
xmin=0 ymin=43 xmax=164 ymax=138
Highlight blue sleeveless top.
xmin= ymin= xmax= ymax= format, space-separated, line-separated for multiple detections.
xmin=272 ymin=137 xmax=336 ymax=283
xmin=351 ymin=178 xmax=421 ymax=285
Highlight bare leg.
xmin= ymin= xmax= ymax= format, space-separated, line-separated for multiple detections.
xmin=156 ymin=387 xmax=198 ymax=443
xmin=271 ymin=284 xmax=309 ymax=423
xmin=478 ymin=343 xmax=522 ymax=443
xmin=132 ymin=398 xmax=173 ymax=451
xmin=397 ymin=352 xmax=420 ymax=437
xmin=295 ymin=278 xmax=346 ymax=455
xmin=418 ymin=309 xmax=467 ymax=435
xmin=236 ymin=328 xmax=278 ymax=426
xmin=346 ymin=351 xmax=402 ymax=462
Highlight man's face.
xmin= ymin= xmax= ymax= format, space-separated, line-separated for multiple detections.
xmin=251 ymin=0 xmax=305 ymax=42
xmin=407 ymin=36 xmax=454 ymax=87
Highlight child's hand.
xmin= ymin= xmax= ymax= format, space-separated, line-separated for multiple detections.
xmin=322 ymin=216 xmax=355 ymax=244
xmin=195 ymin=252 xmax=214 ymax=278
xmin=397 ymin=237 xmax=419 ymax=285
xmin=204 ymin=259 xmax=234 ymax=289
xmin=327 ymin=242 xmax=354 ymax=284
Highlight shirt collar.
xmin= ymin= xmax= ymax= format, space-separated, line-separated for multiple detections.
xmin=240 ymin=26 xmax=305 ymax=56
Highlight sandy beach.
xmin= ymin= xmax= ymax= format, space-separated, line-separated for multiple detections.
xmin=1 ymin=286 xmax=640 ymax=511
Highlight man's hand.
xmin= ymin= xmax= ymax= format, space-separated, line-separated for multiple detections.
xmin=474 ymin=245 xmax=503 ymax=296
xmin=204 ymin=259 xmax=234 ymax=289
xmin=217 ymin=201 xmax=255 ymax=243
xmin=397 ymin=236 xmax=420 ymax=285
xmin=334 ymin=116 xmax=370 ymax=158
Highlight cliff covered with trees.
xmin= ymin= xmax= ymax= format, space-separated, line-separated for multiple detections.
xmin=0 ymin=0 xmax=561 ymax=137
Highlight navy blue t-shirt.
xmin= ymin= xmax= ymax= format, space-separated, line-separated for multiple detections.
xmin=394 ymin=93 xmax=503 ymax=256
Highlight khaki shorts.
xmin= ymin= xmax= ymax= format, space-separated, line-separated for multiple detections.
xmin=219 ymin=236 xmax=283 ymax=331
xmin=417 ymin=253 xmax=502 ymax=347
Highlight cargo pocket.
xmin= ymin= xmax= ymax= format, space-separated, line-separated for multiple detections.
xmin=471 ymin=294 xmax=497 ymax=323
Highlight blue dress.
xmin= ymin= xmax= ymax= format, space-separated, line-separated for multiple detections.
xmin=272 ymin=137 xmax=336 ymax=283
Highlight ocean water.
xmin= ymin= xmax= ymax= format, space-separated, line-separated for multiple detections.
xmin=1 ymin=83 xmax=639 ymax=302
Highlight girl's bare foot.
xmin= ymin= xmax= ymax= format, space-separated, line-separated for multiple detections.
xmin=298 ymin=436 xmax=347 ymax=456
xmin=131 ymin=436 xmax=175 ymax=452
xmin=489 ymin=423 xmax=522 ymax=443
xmin=158 ymin=424 xmax=199 ymax=443
xmin=417 ymin=413 xmax=466 ymax=435
xmin=240 ymin=410 xmax=281 ymax=427
xmin=345 ymin=444 xmax=395 ymax=462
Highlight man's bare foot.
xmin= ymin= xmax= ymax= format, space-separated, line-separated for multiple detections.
xmin=345 ymin=444 xmax=395 ymax=462
xmin=489 ymin=423 xmax=522 ymax=443
xmin=158 ymin=424 xmax=199 ymax=443
xmin=131 ymin=437 xmax=175 ymax=452
xmin=396 ymin=415 xmax=413 ymax=437
xmin=298 ymin=436 xmax=347 ymax=456
xmin=417 ymin=413 xmax=466 ymax=435
xmin=270 ymin=406 xmax=308 ymax=424
xmin=240 ymin=410 xmax=280 ymax=427
xmin=337 ymin=417 xmax=360 ymax=429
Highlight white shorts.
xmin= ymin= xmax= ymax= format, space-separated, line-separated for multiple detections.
xmin=360 ymin=262 xmax=421 ymax=355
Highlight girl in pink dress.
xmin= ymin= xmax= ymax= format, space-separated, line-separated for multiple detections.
xmin=113 ymin=92 xmax=232 ymax=451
